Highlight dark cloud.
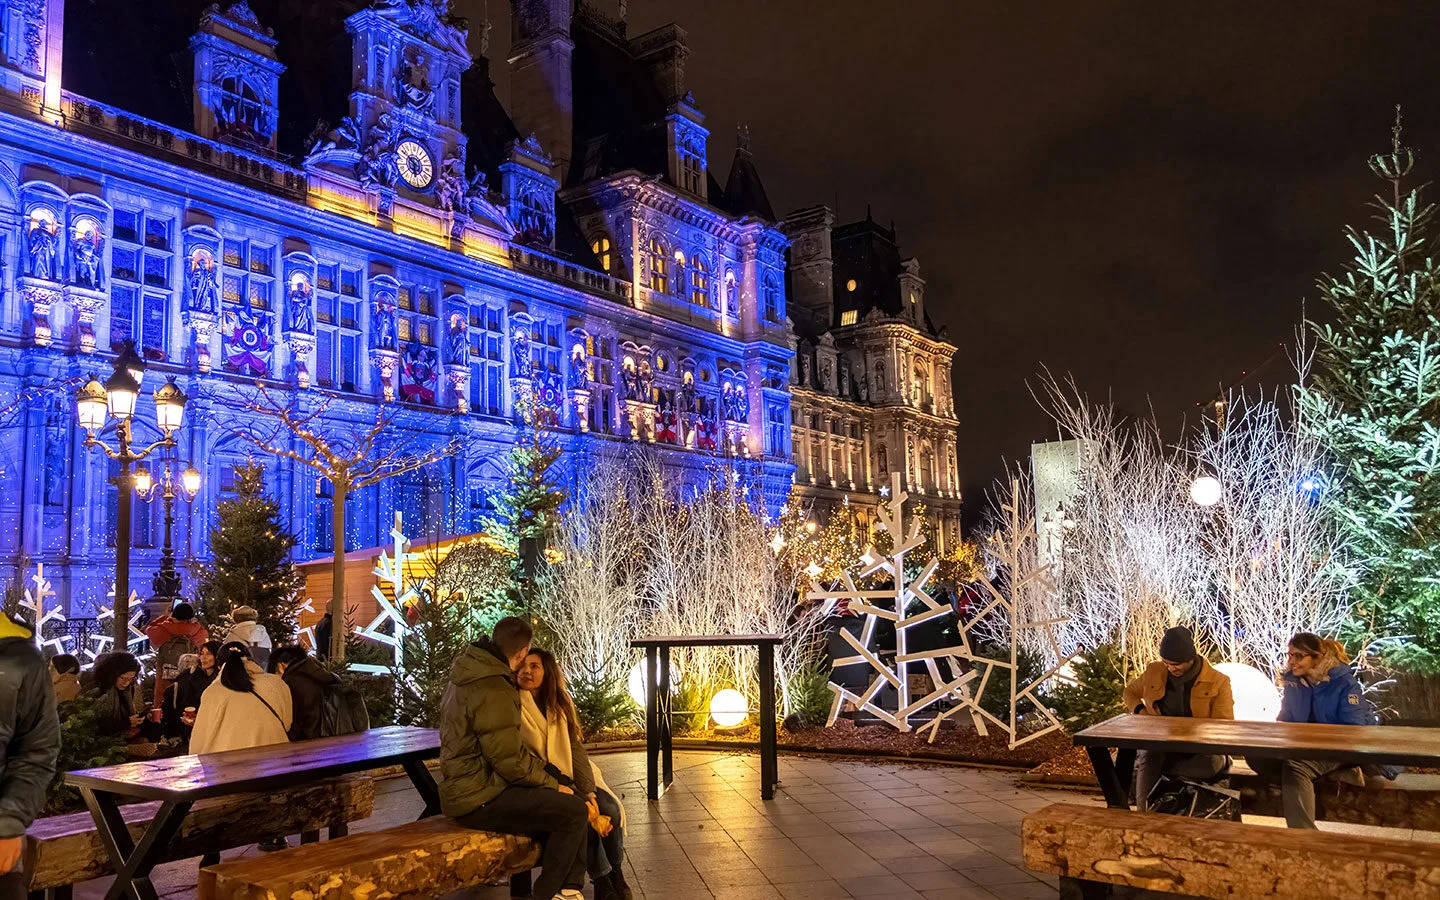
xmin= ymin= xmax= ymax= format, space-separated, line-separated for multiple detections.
xmin=456 ymin=0 xmax=1440 ymax=521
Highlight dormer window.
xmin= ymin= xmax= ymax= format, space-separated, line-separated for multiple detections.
xmin=840 ymin=310 xmax=858 ymax=326
xmin=591 ymin=237 xmax=612 ymax=273
xmin=681 ymin=153 xmax=702 ymax=194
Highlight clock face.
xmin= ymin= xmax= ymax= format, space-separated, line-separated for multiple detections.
xmin=395 ymin=140 xmax=434 ymax=189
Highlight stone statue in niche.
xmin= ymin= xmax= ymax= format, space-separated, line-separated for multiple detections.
xmin=874 ymin=360 xmax=886 ymax=398
xmin=187 ymin=248 xmax=219 ymax=313
xmin=511 ymin=325 xmax=531 ymax=378
xmin=858 ymin=368 xmax=870 ymax=403
xmin=371 ymin=293 xmax=398 ymax=350
xmin=638 ymin=360 xmax=654 ymax=399
xmin=621 ymin=359 xmax=640 ymax=401
xmin=287 ymin=273 xmax=314 ymax=333
xmin=27 ymin=214 xmax=58 ymax=281
xmin=822 ymin=360 xmax=833 ymax=391
xmin=70 ymin=221 xmax=103 ymax=289
xmin=569 ymin=345 xmax=589 ymax=391
xmin=436 ymin=155 xmax=466 ymax=213
xmin=798 ymin=354 xmax=811 ymax=388
xmin=42 ymin=396 xmax=65 ymax=507
xmin=679 ymin=372 xmax=695 ymax=413
xmin=396 ymin=50 xmax=434 ymax=112
xmin=734 ymin=382 xmax=749 ymax=421
xmin=444 ymin=312 xmax=467 ymax=366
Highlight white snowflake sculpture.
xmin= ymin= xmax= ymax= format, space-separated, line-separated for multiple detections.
xmin=86 ymin=587 xmax=149 ymax=668
xmin=807 ymin=472 xmax=985 ymax=734
xmin=295 ymin=596 xmax=318 ymax=652
xmin=21 ymin=563 xmax=69 ymax=655
xmin=351 ymin=513 xmax=426 ymax=676
xmin=918 ymin=478 xmax=1072 ymax=749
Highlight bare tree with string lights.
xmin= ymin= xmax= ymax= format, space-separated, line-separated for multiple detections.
xmin=203 ymin=382 xmax=461 ymax=663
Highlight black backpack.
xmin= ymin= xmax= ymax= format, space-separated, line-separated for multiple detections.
xmin=319 ymin=681 xmax=370 ymax=737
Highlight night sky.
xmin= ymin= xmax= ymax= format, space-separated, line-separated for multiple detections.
xmin=457 ymin=0 xmax=1440 ymax=521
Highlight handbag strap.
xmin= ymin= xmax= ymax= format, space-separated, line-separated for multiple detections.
xmin=249 ymin=688 xmax=286 ymax=729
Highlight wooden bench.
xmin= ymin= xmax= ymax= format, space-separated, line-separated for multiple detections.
xmin=197 ymin=817 xmax=540 ymax=900
xmin=1229 ymin=763 xmax=1440 ymax=831
xmin=1023 ymin=802 xmax=1440 ymax=898
xmin=25 ymin=774 xmax=374 ymax=900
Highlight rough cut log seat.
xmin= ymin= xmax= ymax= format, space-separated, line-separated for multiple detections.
xmin=198 ymin=817 xmax=540 ymax=900
xmin=25 ymin=774 xmax=374 ymax=897
xmin=1023 ymin=802 xmax=1440 ymax=898
xmin=1228 ymin=763 xmax=1440 ymax=831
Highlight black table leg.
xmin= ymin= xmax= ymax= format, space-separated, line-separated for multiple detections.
xmin=403 ymin=759 xmax=441 ymax=819
xmin=1085 ymin=746 xmax=1132 ymax=809
xmin=645 ymin=645 xmax=660 ymax=801
xmin=659 ymin=645 xmax=673 ymax=795
xmin=759 ymin=641 xmax=778 ymax=800
xmin=83 ymin=788 xmax=192 ymax=900
xmin=510 ymin=870 xmax=533 ymax=897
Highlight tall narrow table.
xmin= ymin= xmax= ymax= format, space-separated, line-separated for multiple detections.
xmin=631 ymin=634 xmax=783 ymax=801
xmin=1074 ymin=714 xmax=1440 ymax=809
xmin=64 ymin=726 xmax=441 ymax=900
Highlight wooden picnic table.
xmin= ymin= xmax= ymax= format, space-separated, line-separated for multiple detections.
xmin=1074 ymin=714 xmax=1440 ymax=809
xmin=64 ymin=725 xmax=440 ymax=900
xmin=631 ymin=634 xmax=782 ymax=801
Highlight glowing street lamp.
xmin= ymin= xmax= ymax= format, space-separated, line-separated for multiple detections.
xmin=75 ymin=341 xmax=188 ymax=641
xmin=141 ymin=460 xmax=202 ymax=613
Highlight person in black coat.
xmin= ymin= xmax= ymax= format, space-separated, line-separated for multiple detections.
xmin=161 ymin=640 xmax=222 ymax=741
xmin=88 ymin=653 xmax=142 ymax=739
xmin=314 ymin=604 xmax=333 ymax=661
xmin=269 ymin=646 xmax=339 ymax=741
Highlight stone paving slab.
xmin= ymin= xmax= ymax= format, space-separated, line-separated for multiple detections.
xmin=61 ymin=748 xmax=1108 ymax=899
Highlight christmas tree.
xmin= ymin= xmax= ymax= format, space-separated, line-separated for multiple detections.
xmin=482 ymin=411 xmax=566 ymax=558
xmin=1303 ymin=110 xmax=1440 ymax=669
xmin=196 ymin=462 xmax=306 ymax=644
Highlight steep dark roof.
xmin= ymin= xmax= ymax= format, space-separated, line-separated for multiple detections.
xmin=832 ymin=213 xmax=903 ymax=319
xmin=568 ymin=14 xmax=668 ymax=188
xmin=720 ymin=146 xmax=774 ymax=220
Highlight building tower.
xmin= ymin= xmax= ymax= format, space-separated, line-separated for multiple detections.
xmin=509 ymin=0 xmax=574 ymax=182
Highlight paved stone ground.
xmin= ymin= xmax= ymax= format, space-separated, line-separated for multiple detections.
xmin=71 ymin=748 xmax=1102 ymax=899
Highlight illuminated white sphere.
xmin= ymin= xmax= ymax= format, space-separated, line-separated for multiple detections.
xmin=709 ymin=689 xmax=749 ymax=728
xmin=1214 ymin=662 xmax=1280 ymax=721
xmin=1190 ymin=475 xmax=1223 ymax=507
xmin=627 ymin=659 xmax=680 ymax=707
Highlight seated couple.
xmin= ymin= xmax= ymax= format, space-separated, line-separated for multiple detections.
xmin=1127 ymin=625 xmax=1396 ymax=829
xmin=440 ymin=617 xmax=631 ymax=900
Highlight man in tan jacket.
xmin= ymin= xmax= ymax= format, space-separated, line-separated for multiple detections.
xmin=1123 ymin=625 xmax=1234 ymax=809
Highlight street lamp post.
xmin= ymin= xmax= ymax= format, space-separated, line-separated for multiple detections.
xmin=136 ymin=460 xmax=202 ymax=613
xmin=76 ymin=341 xmax=188 ymax=642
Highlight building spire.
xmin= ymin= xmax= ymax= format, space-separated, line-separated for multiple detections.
xmin=736 ymin=122 xmax=751 ymax=153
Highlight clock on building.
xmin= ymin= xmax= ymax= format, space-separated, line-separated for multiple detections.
xmin=395 ymin=140 xmax=434 ymax=189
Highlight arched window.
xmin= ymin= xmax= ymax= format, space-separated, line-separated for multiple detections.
xmin=648 ymin=239 xmax=667 ymax=293
xmin=590 ymin=237 xmax=612 ymax=273
xmin=216 ymin=75 xmax=268 ymax=141
xmin=763 ymin=275 xmax=781 ymax=323
xmin=690 ymin=255 xmax=709 ymax=306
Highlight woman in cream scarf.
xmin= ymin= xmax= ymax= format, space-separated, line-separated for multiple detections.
xmin=517 ymin=649 xmax=632 ymax=900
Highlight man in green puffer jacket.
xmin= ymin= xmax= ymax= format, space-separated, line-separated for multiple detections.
xmin=440 ymin=617 xmax=589 ymax=900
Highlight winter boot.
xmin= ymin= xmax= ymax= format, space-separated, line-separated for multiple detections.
xmin=611 ymin=867 xmax=635 ymax=900
xmin=592 ymin=873 xmax=621 ymax=900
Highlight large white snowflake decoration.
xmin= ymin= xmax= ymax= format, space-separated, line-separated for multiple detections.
xmin=807 ymin=472 xmax=985 ymax=734
xmin=920 ymin=477 xmax=1073 ymax=748
xmin=351 ymin=512 xmax=426 ymax=676
xmin=85 ymin=587 xmax=149 ymax=667
xmin=21 ymin=563 xmax=69 ymax=655
xmin=295 ymin=596 xmax=318 ymax=653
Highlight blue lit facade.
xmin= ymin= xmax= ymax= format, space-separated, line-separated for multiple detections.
xmin=0 ymin=0 xmax=959 ymax=615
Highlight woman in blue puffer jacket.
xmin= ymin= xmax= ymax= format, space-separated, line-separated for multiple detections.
xmin=1269 ymin=632 xmax=1395 ymax=828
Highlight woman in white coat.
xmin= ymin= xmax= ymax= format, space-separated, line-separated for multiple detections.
xmin=189 ymin=641 xmax=292 ymax=755
xmin=516 ymin=649 xmax=631 ymax=900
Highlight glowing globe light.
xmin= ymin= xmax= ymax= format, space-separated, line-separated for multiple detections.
xmin=709 ymin=689 xmax=749 ymax=728
xmin=627 ymin=659 xmax=681 ymax=707
xmin=1214 ymin=662 xmax=1281 ymax=721
xmin=1189 ymin=475 xmax=1223 ymax=507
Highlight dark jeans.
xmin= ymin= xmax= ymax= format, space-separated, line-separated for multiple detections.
xmin=0 ymin=869 xmax=23 ymax=900
xmin=1134 ymin=750 xmax=1228 ymax=810
xmin=457 ymin=787 xmax=588 ymax=899
xmin=588 ymin=788 xmax=625 ymax=878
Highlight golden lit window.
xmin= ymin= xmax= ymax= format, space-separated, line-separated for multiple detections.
xmin=846 ymin=279 xmax=857 ymax=292
xmin=590 ymin=237 xmax=612 ymax=272
xmin=649 ymin=239 xmax=667 ymax=293
xmin=840 ymin=310 xmax=858 ymax=326
xmin=690 ymin=255 xmax=709 ymax=305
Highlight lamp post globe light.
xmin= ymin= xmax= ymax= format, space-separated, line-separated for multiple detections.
xmin=136 ymin=459 xmax=201 ymax=616
xmin=75 ymin=341 xmax=188 ymax=642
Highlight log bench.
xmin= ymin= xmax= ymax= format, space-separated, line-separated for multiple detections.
xmin=197 ymin=817 xmax=540 ymax=900
xmin=1023 ymin=802 xmax=1440 ymax=899
xmin=25 ymin=774 xmax=374 ymax=900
